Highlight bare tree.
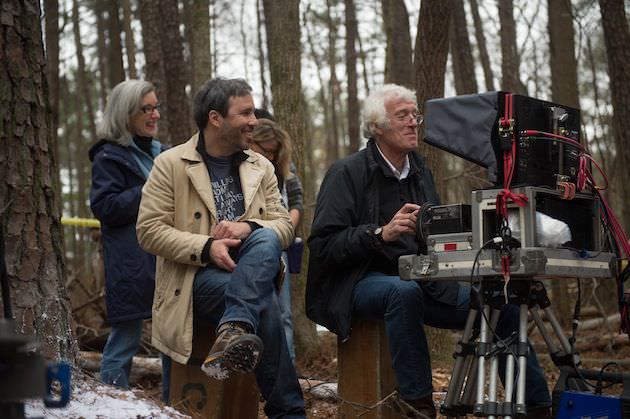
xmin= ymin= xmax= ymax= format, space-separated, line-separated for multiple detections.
xmin=548 ymin=0 xmax=579 ymax=108
xmin=599 ymin=0 xmax=630 ymax=232
xmin=140 ymin=0 xmax=169 ymax=142
xmin=414 ymin=0 xmax=452 ymax=183
xmin=256 ymin=0 xmax=269 ymax=109
xmin=498 ymin=0 xmax=526 ymax=93
xmin=71 ymin=0 xmax=97 ymax=140
xmin=0 ymin=0 xmax=77 ymax=361
xmin=382 ymin=0 xmax=413 ymax=87
xmin=325 ymin=0 xmax=341 ymax=165
xmin=185 ymin=0 xmax=212 ymax=93
xmin=262 ymin=0 xmax=317 ymax=359
xmin=159 ymin=0 xmax=193 ymax=144
xmin=121 ymin=0 xmax=138 ymax=79
xmin=413 ymin=0 xmax=454 ymax=363
xmin=106 ymin=0 xmax=125 ymax=87
xmin=344 ymin=0 xmax=360 ymax=153
xmin=469 ymin=0 xmax=495 ymax=91
xmin=92 ymin=0 xmax=109 ymax=108
xmin=450 ymin=0 xmax=478 ymax=94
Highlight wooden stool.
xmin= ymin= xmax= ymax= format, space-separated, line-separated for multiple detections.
xmin=338 ymin=318 xmax=400 ymax=418
xmin=170 ymin=322 xmax=259 ymax=418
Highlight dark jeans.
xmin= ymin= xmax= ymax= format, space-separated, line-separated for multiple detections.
xmin=192 ymin=228 xmax=306 ymax=419
xmin=100 ymin=318 xmax=143 ymax=388
xmin=352 ymin=272 xmax=551 ymax=407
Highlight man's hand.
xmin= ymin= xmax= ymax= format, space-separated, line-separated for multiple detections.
xmin=212 ymin=221 xmax=252 ymax=240
xmin=210 ymin=238 xmax=241 ymax=272
xmin=381 ymin=203 xmax=420 ymax=242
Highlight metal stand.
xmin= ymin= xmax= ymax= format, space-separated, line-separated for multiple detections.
xmin=441 ymin=279 xmax=577 ymax=418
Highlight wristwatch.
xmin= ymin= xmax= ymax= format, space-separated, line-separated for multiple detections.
xmin=373 ymin=226 xmax=386 ymax=244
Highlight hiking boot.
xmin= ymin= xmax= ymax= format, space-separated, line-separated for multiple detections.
xmin=392 ymin=393 xmax=436 ymax=419
xmin=201 ymin=322 xmax=263 ymax=380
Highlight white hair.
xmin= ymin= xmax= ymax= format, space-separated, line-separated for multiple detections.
xmin=97 ymin=80 xmax=156 ymax=146
xmin=361 ymin=84 xmax=417 ymax=138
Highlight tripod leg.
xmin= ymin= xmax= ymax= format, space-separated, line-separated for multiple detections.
xmin=530 ymin=305 xmax=560 ymax=354
xmin=475 ymin=305 xmax=491 ymax=412
xmin=486 ymin=309 xmax=502 ymax=419
xmin=444 ymin=308 xmax=478 ymax=411
xmin=543 ymin=306 xmax=572 ymax=355
xmin=516 ymin=304 xmax=528 ymax=409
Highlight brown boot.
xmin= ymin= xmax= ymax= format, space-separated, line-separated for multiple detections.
xmin=201 ymin=322 xmax=263 ymax=380
xmin=392 ymin=393 xmax=436 ymax=419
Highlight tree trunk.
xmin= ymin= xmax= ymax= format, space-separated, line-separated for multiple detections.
xmin=139 ymin=0 xmax=169 ymax=143
xmin=0 ymin=0 xmax=77 ymax=362
xmin=43 ymin=0 xmax=61 ymax=203
xmin=256 ymin=0 xmax=269 ymax=109
xmin=548 ymin=0 xmax=579 ymax=109
xmin=469 ymin=0 xmax=495 ymax=91
xmin=599 ymin=0 xmax=630 ymax=235
xmin=498 ymin=0 xmax=526 ymax=94
xmin=414 ymin=0 xmax=454 ymax=362
xmin=92 ymin=0 xmax=109 ymax=108
xmin=189 ymin=0 xmax=212 ymax=93
xmin=106 ymin=0 xmax=125 ymax=88
xmin=414 ymin=0 xmax=452 ymax=184
xmin=262 ymin=0 xmax=318 ymax=361
xmin=325 ymin=0 xmax=340 ymax=166
xmin=450 ymin=0 xmax=477 ymax=94
xmin=344 ymin=0 xmax=360 ymax=153
xmin=547 ymin=0 xmax=581 ymax=325
xmin=159 ymin=0 xmax=192 ymax=144
xmin=121 ymin=0 xmax=137 ymax=79
xmin=382 ymin=0 xmax=413 ymax=88
xmin=71 ymin=0 xmax=97 ymax=140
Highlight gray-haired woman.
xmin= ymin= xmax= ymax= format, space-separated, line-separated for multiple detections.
xmin=88 ymin=80 xmax=168 ymax=392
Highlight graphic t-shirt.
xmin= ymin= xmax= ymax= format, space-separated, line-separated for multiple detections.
xmin=206 ymin=154 xmax=245 ymax=221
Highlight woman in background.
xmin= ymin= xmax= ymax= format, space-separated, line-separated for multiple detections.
xmin=89 ymin=80 xmax=168 ymax=392
xmin=251 ymin=117 xmax=303 ymax=364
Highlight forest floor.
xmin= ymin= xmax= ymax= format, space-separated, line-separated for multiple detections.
xmin=26 ymin=327 xmax=630 ymax=418
xmin=292 ymin=328 xmax=630 ymax=419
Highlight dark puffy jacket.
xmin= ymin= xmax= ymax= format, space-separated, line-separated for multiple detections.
xmin=88 ymin=139 xmax=167 ymax=324
xmin=306 ymin=139 xmax=460 ymax=339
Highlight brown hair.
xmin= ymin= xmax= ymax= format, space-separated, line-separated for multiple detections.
xmin=252 ymin=119 xmax=292 ymax=179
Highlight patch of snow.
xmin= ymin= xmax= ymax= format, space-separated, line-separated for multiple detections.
xmin=25 ymin=376 xmax=189 ymax=419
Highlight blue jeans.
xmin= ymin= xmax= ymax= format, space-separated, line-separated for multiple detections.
xmin=352 ymin=272 xmax=551 ymax=407
xmin=279 ymin=252 xmax=296 ymax=363
xmin=192 ymin=228 xmax=306 ymax=419
xmin=100 ymin=318 xmax=143 ymax=388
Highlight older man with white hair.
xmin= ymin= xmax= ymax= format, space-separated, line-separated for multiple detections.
xmin=306 ymin=84 xmax=551 ymax=418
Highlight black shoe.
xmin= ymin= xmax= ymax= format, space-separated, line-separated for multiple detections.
xmin=392 ymin=393 xmax=436 ymax=419
xmin=201 ymin=322 xmax=263 ymax=380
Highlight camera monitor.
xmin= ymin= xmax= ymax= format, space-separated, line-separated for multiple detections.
xmin=423 ymin=92 xmax=581 ymax=188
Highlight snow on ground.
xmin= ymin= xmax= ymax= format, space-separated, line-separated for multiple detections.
xmin=25 ymin=373 xmax=189 ymax=419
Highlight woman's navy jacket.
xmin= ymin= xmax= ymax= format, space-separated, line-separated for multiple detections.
xmin=88 ymin=139 xmax=167 ymax=324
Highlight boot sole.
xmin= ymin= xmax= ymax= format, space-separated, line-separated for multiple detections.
xmin=201 ymin=333 xmax=263 ymax=380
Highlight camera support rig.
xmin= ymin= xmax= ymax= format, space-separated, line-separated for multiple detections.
xmin=398 ymin=186 xmax=623 ymax=418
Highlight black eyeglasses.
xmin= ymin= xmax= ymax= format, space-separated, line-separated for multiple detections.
xmin=141 ymin=104 xmax=161 ymax=114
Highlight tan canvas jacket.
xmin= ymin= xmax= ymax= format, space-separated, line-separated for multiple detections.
xmin=136 ymin=133 xmax=293 ymax=364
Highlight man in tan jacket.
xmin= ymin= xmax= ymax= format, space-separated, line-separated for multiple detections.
xmin=137 ymin=78 xmax=306 ymax=418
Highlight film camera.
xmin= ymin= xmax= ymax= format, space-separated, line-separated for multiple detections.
xmin=398 ymin=92 xmax=630 ymax=418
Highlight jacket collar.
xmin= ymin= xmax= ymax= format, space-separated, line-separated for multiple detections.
xmin=366 ymin=138 xmax=425 ymax=178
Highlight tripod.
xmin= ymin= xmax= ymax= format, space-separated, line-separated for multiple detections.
xmin=441 ymin=278 xmax=576 ymax=419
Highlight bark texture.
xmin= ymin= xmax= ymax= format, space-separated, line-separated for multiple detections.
xmin=0 ymin=0 xmax=77 ymax=362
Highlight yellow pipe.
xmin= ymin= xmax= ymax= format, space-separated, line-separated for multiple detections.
xmin=60 ymin=217 xmax=101 ymax=228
